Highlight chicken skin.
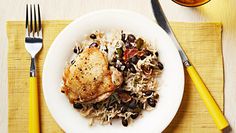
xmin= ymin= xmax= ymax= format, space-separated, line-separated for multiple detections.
xmin=61 ymin=47 xmax=117 ymax=103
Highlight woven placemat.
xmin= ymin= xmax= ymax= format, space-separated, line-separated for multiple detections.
xmin=7 ymin=21 xmax=223 ymax=133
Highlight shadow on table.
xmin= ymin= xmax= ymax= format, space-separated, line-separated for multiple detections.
xmin=223 ymin=126 xmax=232 ymax=133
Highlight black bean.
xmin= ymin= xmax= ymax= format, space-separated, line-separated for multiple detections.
xmin=130 ymin=55 xmax=139 ymax=64
xmin=129 ymin=65 xmax=136 ymax=73
xmin=90 ymin=34 xmax=97 ymax=39
xmin=157 ymin=62 xmax=164 ymax=70
xmin=122 ymin=118 xmax=128 ymax=127
xmin=127 ymin=34 xmax=136 ymax=43
xmin=126 ymin=61 xmax=132 ymax=69
xmin=121 ymin=106 xmax=128 ymax=113
xmin=147 ymin=98 xmax=157 ymax=107
xmin=89 ymin=42 xmax=98 ymax=48
xmin=115 ymin=63 xmax=122 ymax=71
xmin=138 ymin=101 xmax=144 ymax=109
xmin=140 ymin=55 xmax=146 ymax=60
xmin=128 ymin=99 xmax=137 ymax=109
xmin=73 ymin=103 xmax=83 ymax=109
xmin=144 ymin=90 xmax=154 ymax=96
xmin=155 ymin=51 xmax=159 ymax=57
xmin=145 ymin=50 xmax=153 ymax=56
xmin=131 ymin=113 xmax=139 ymax=119
xmin=118 ymin=57 xmax=125 ymax=62
xmin=111 ymin=57 xmax=117 ymax=63
xmin=73 ymin=47 xmax=77 ymax=53
xmin=116 ymin=66 xmax=121 ymax=72
xmin=125 ymin=41 xmax=133 ymax=49
xmin=121 ymin=33 xmax=126 ymax=42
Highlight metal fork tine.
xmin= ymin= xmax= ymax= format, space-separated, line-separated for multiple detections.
xmin=34 ymin=4 xmax=37 ymax=36
xmin=38 ymin=4 xmax=41 ymax=32
xmin=26 ymin=4 xmax=28 ymax=29
xmin=30 ymin=5 xmax=33 ymax=33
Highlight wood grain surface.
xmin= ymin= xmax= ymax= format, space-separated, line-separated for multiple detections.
xmin=7 ymin=21 xmax=223 ymax=133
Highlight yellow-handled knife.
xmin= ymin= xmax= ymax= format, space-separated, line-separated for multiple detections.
xmin=151 ymin=0 xmax=229 ymax=130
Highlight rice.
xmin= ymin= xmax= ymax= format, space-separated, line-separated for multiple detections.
xmin=63 ymin=30 xmax=164 ymax=126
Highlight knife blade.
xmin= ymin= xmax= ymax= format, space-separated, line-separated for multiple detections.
xmin=151 ymin=0 xmax=229 ymax=130
xmin=151 ymin=0 xmax=189 ymax=65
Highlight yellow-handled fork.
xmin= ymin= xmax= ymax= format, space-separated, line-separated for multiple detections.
xmin=25 ymin=4 xmax=42 ymax=133
xmin=151 ymin=0 xmax=229 ymax=130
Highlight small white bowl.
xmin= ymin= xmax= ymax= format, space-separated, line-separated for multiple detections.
xmin=42 ymin=9 xmax=184 ymax=133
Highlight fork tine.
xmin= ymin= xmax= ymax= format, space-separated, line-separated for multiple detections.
xmin=30 ymin=4 xmax=33 ymax=33
xmin=33 ymin=4 xmax=37 ymax=36
xmin=38 ymin=4 xmax=41 ymax=31
xmin=26 ymin=4 xmax=28 ymax=29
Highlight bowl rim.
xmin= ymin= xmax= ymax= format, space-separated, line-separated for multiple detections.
xmin=172 ymin=0 xmax=211 ymax=7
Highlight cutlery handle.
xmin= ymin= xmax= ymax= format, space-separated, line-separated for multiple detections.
xmin=187 ymin=65 xmax=229 ymax=130
xmin=29 ymin=77 xmax=40 ymax=133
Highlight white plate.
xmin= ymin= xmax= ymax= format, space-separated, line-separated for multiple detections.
xmin=42 ymin=10 xmax=184 ymax=133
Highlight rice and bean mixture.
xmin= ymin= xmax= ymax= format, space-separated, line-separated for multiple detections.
xmin=68 ymin=30 xmax=163 ymax=127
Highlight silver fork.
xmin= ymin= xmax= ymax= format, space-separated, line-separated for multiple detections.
xmin=25 ymin=4 xmax=42 ymax=133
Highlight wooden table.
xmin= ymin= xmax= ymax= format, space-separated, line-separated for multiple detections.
xmin=0 ymin=0 xmax=235 ymax=132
